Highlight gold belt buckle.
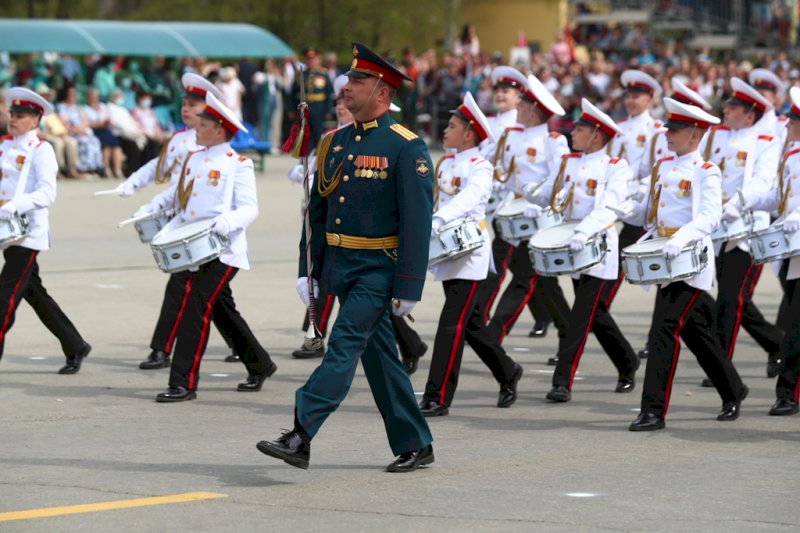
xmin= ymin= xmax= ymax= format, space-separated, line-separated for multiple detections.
xmin=331 ymin=233 xmax=341 ymax=246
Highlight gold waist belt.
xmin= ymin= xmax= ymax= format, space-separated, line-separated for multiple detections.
xmin=657 ymin=227 xmax=679 ymax=237
xmin=306 ymin=93 xmax=327 ymax=103
xmin=326 ymin=233 xmax=400 ymax=249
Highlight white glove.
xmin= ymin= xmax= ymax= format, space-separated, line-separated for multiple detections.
xmin=431 ymin=216 xmax=445 ymax=234
xmin=616 ymin=200 xmax=636 ymax=217
xmin=784 ymin=210 xmax=800 ymax=233
xmin=523 ymin=182 xmax=542 ymax=202
xmin=662 ymin=240 xmax=684 ymax=259
xmin=0 ymin=202 xmax=16 ymax=221
xmin=295 ymin=276 xmax=319 ymax=308
xmin=722 ymin=202 xmax=741 ymax=222
xmin=114 ymin=181 xmax=136 ymax=197
xmin=212 ymin=216 xmax=231 ymax=237
xmin=569 ymin=232 xmax=587 ymax=251
xmin=629 ymin=191 xmax=645 ymax=203
xmin=132 ymin=205 xmax=153 ymax=218
xmin=391 ymin=298 xmax=417 ymax=317
xmin=523 ymin=203 xmax=542 ymax=218
xmin=491 ymin=180 xmax=504 ymax=192
xmin=287 ymin=164 xmax=305 ymax=184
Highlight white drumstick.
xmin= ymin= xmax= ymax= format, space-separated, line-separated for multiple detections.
xmin=117 ymin=212 xmax=152 ymax=228
xmin=606 ymin=204 xmax=631 ymax=218
xmin=93 ymin=189 xmax=121 ymax=197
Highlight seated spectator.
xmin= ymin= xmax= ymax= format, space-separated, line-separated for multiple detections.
xmin=130 ymin=90 xmax=164 ymax=161
xmin=36 ymin=83 xmax=79 ymax=179
xmin=56 ymin=85 xmax=103 ymax=176
xmin=84 ymin=88 xmax=123 ymax=178
xmin=106 ymin=89 xmax=148 ymax=175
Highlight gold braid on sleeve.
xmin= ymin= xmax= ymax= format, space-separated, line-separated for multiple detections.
xmin=316 ymin=132 xmax=342 ymax=198
xmin=645 ymin=159 xmax=666 ymax=228
xmin=549 ymin=156 xmax=574 ymax=214
xmin=175 ymin=152 xmax=196 ymax=212
xmin=154 ymin=132 xmax=178 ymax=184
xmin=432 ymin=155 xmax=449 ymax=210
xmin=702 ymin=128 xmax=716 ymax=161
xmin=492 ymin=128 xmax=512 ymax=182
xmin=778 ymin=151 xmax=791 ymax=215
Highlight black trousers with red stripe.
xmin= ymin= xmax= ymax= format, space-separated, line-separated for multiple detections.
xmin=640 ymin=282 xmax=744 ymax=417
xmin=423 ymin=278 xmax=518 ymax=407
xmin=0 ymin=246 xmax=85 ymax=359
xmin=168 ymin=260 xmax=273 ymax=391
xmin=482 ymin=236 xmax=516 ymax=324
xmin=775 ymin=266 xmax=800 ymax=402
xmin=151 ymin=270 xmax=237 ymax=355
xmin=487 ymin=240 xmax=569 ymax=343
xmin=552 ymin=274 xmax=637 ymax=389
xmin=715 ymin=248 xmax=783 ymax=358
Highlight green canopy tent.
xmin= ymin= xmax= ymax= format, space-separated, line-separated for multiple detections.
xmin=0 ymin=19 xmax=293 ymax=58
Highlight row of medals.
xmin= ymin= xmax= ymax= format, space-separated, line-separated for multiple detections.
xmin=354 ymin=168 xmax=388 ymax=179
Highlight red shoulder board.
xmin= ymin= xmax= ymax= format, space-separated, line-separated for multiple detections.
xmin=657 ymin=155 xmax=675 ymax=164
xmin=609 ymin=157 xmax=622 ymax=164
xmin=238 ymin=155 xmax=249 ymax=162
xmin=0 ymin=134 xmax=12 ymax=141
xmin=758 ymin=134 xmax=774 ymax=141
xmin=784 ymin=148 xmax=800 ymax=159
xmin=702 ymin=162 xmax=714 ymax=169
xmin=507 ymin=126 xmax=524 ymax=132
xmin=712 ymin=125 xmax=730 ymax=131
xmin=563 ymin=152 xmax=581 ymax=159
xmin=548 ymin=131 xmax=561 ymax=139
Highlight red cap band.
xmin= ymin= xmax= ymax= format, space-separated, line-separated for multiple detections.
xmin=625 ymin=81 xmax=655 ymax=95
xmin=457 ymin=104 xmax=488 ymax=141
xmin=185 ymin=85 xmax=207 ymax=97
xmin=203 ymin=105 xmax=238 ymax=134
xmin=731 ymin=90 xmax=766 ymax=112
xmin=11 ymin=99 xmax=43 ymax=114
xmin=579 ymin=112 xmax=617 ymax=138
xmin=350 ymin=58 xmax=404 ymax=88
xmin=666 ymin=112 xmax=711 ymax=129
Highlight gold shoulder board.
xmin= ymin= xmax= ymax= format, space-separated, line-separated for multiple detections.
xmin=389 ymin=123 xmax=418 ymax=141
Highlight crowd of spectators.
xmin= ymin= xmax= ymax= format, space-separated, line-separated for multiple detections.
xmin=2 ymin=13 xmax=800 ymax=176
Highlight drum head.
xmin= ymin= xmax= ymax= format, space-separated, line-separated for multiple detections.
xmin=529 ymin=222 xmax=580 ymax=249
xmin=495 ymin=198 xmax=528 ymax=217
xmin=624 ymin=237 xmax=670 ymax=254
xmin=151 ymin=218 xmax=215 ymax=244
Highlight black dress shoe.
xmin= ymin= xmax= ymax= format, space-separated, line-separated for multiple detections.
xmin=718 ymin=385 xmax=749 ymax=421
xmin=156 ymin=386 xmax=196 ymax=403
xmin=292 ymin=343 xmax=325 ymax=359
xmin=638 ymin=347 xmax=649 ymax=360
xmin=497 ymin=363 xmax=523 ymax=408
xmin=224 ymin=353 xmax=241 ymax=363
xmin=547 ymin=355 xmax=559 ymax=366
xmin=237 ymin=374 xmax=267 ymax=392
xmin=402 ymin=342 xmax=428 ymax=376
xmin=546 ymin=385 xmax=571 ymax=403
xmin=386 ymin=444 xmax=434 ymax=473
xmin=700 ymin=377 xmax=714 ymax=388
xmin=256 ymin=429 xmax=310 ymax=470
xmin=58 ymin=343 xmax=91 ymax=374
xmin=769 ymin=398 xmax=799 ymax=416
xmin=615 ymin=376 xmax=635 ymax=393
xmin=629 ymin=411 xmax=665 ymax=431
xmin=419 ymin=399 xmax=449 ymax=417
xmin=529 ymin=320 xmax=550 ymax=338
xmin=139 ymin=350 xmax=170 ymax=370
xmin=766 ymin=352 xmax=784 ymax=378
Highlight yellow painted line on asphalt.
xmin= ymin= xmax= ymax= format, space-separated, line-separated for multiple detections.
xmin=0 ymin=491 xmax=227 ymax=523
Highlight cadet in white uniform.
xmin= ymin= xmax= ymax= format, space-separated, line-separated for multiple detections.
xmin=700 ymin=78 xmax=783 ymax=382
xmin=745 ymin=87 xmax=800 ymax=416
xmin=419 ymin=92 xmax=522 ymax=417
xmin=0 ymin=88 xmax=90 ymax=374
xmin=143 ymin=92 xmax=276 ymax=402
xmin=628 ymin=98 xmax=749 ymax=431
xmin=607 ymin=70 xmax=664 ymax=252
xmin=527 ymin=98 xmax=639 ymax=403
xmin=749 ymin=68 xmax=789 ymax=150
xmin=485 ymin=73 xmax=571 ymax=347
xmin=114 ymin=74 xmax=242 ymax=370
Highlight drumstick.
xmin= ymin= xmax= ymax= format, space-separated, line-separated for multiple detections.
xmin=606 ymin=204 xmax=631 ymax=218
xmin=93 ymin=189 xmax=121 ymax=197
xmin=117 ymin=212 xmax=153 ymax=228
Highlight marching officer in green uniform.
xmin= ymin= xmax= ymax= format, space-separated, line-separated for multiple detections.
xmin=300 ymin=47 xmax=334 ymax=148
xmin=257 ymin=42 xmax=435 ymax=473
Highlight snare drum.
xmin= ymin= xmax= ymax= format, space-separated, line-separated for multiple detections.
xmin=749 ymin=223 xmax=800 ymax=264
xmin=621 ymin=238 xmax=708 ymax=285
xmin=429 ymin=217 xmax=485 ymax=266
xmin=0 ymin=214 xmax=28 ymax=247
xmin=150 ymin=218 xmax=229 ymax=273
xmin=484 ymin=188 xmax=504 ymax=216
xmin=527 ymin=222 xmax=607 ymax=275
xmin=711 ymin=209 xmax=754 ymax=244
xmin=494 ymin=198 xmax=562 ymax=241
xmin=134 ymin=211 xmax=172 ymax=243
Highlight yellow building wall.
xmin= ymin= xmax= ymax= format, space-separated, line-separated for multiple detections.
xmin=460 ymin=0 xmax=567 ymax=58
